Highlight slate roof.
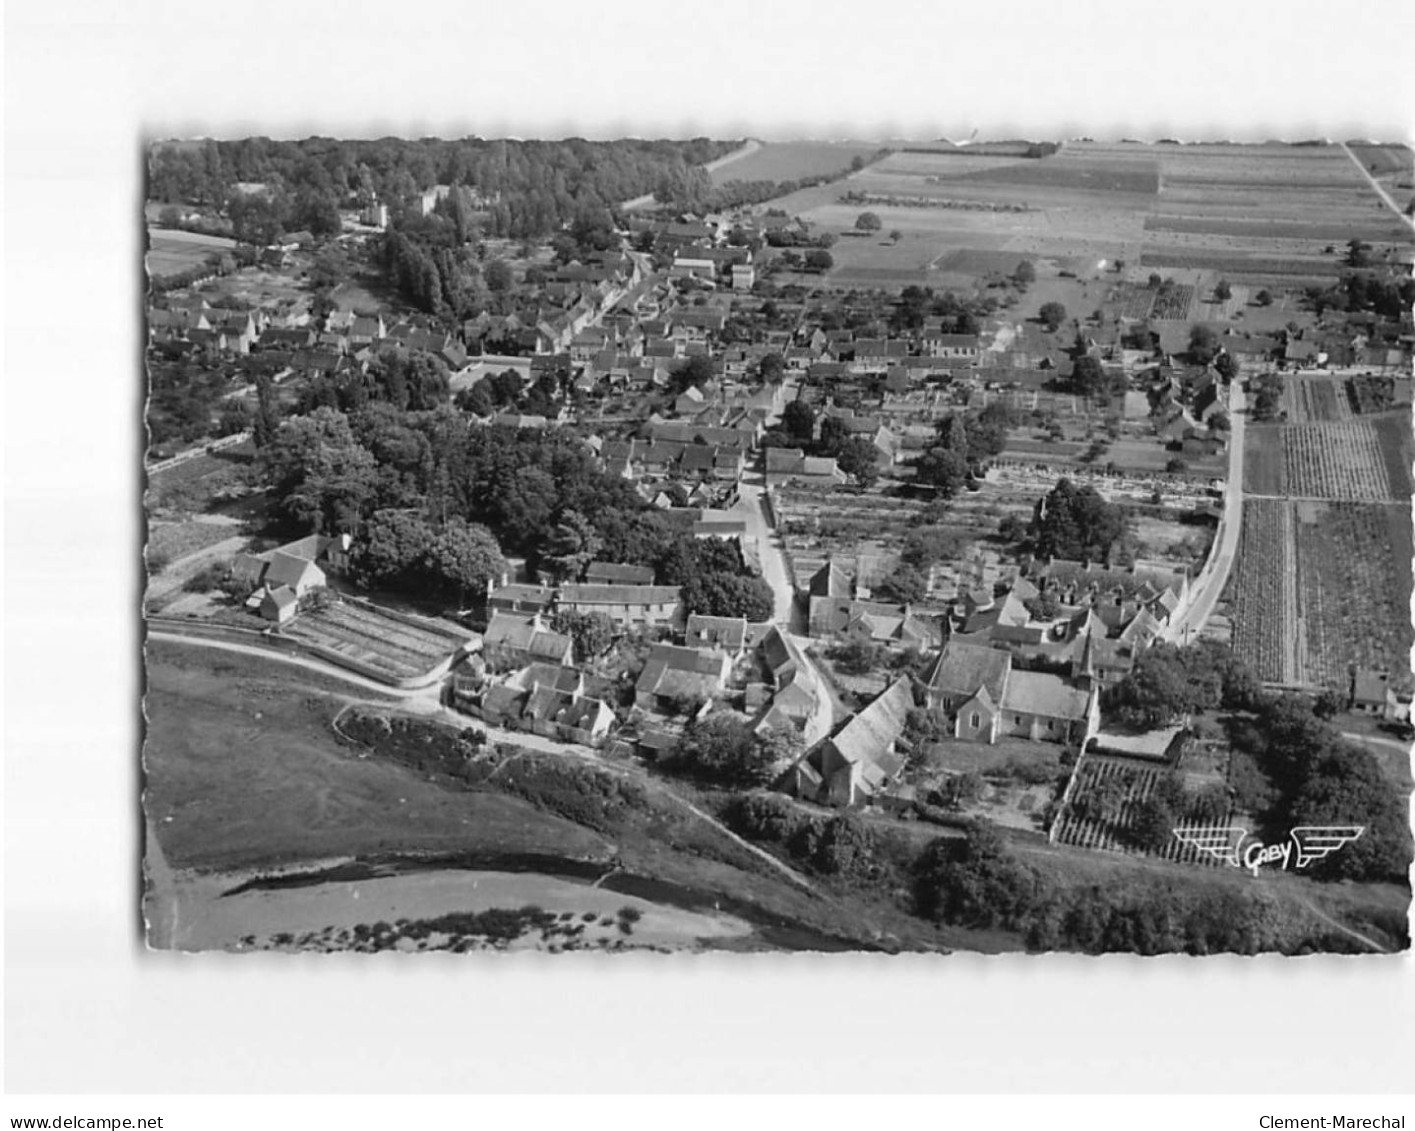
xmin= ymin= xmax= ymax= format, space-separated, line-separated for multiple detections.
xmin=929 ymin=640 xmax=1012 ymax=703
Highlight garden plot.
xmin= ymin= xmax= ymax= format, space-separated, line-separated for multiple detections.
xmin=1293 ymin=502 xmax=1414 ymax=690
xmin=1282 ymin=378 xmax=1351 ymax=423
xmin=1052 ymin=756 xmax=1234 ymax=866
xmin=1282 ymin=421 xmax=1393 ymax=500
xmin=1226 ymin=499 xmax=1297 ymax=683
xmin=281 ymin=601 xmax=468 ymax=683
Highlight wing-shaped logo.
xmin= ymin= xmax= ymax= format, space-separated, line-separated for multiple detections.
xmin=1173 ymin=826 xmax=1247 ymax=867
xmin=1290 ymin=826 xmax=1365 ymax=869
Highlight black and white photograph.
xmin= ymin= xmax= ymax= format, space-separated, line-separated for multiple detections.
xmin=7 ymin=0 xmax=1415 ymax=1116
xmin=140 ymin=130 xmax=1413 ymax=956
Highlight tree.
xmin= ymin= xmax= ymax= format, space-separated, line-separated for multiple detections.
xmin=833 ymin=639 xmax=883 ymax=676
xmin=670 ymin=714 xmax=779 ymax=789
xmin=914 ymin=823 xmax=1037 ymax=929
xmin=671 ymin=354 xmax=715 ymax=395
xmin=1070 ymin=355 xmax=1111 ymax=397
xmin=1030 ymin=478 xmax=1127 ymax=563
xmin=684 ymin=571 xmax=774 ymax=621
xmin=812 ymin=416 xmax=850 ymax=458
xmin=874 ymin=562 xmax=928 ymax=605
xmin=758 ymin=352 xmax=786 ymax=384
xmin=781 ymin=399 xmax=816 ymax=445
xmin=1014 ymin=260 xmax=1037 ymax=286
xmin=1038 ymin=302 xmax=1067 ymax=332
xmin=803 ymin=249 xmax=834 ymax=273
xmin=889 ymin=229 xmax=903 ymax=244
xmin=1255 ymin=288 xmax=1273 ymax=307
xmin=1214 ymin=280 xmax=1232 ymax=301
xmin=1214 ymin=352 xmax=1239 ymax=381
xmin=1344 ymin=238 xmax=1372 ymax=267
xmin=541 ymin=509 xmax=602 ymax=582
xmin=1189 ymin=324 xmax=1220 ymax=366
xmin=855 ymin=211 xmax=882 ymax=232
xmin=423 ymin=518 xmax=507 ymax=603
xmin=455 ymin=382 xmax=495 ymax=417
xmin=836 ymin=436 xmax=881 ymax=487
xmin=484 ymin=258 xmax=513 ymax=292
xmin=914 ymin=445 xmax=969 ymax=497
xmin=260 ymin=407 xmax=377 ymax=533
xmin=551 ymin=609 xmax=616 ymax=662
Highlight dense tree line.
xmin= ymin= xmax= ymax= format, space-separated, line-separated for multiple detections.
xmin=1103 ymin=641 xmax=1260 ymax=729
xmin=913 ymin=402 xmax=1013 ymax=495
xmin=149 ymin=136 xmax=737 ymax=238
xmin=1018 ymin=478 xmax=1128 ymax=563
xmin=256 ymin=402 xmax=775 ymax=619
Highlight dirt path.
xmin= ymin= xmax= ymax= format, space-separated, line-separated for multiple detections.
xmin=1294 ymin=895 xmax=1392 ymax=954
xmin=1339 ymin=142 xmax=1415 ymax=233
xmin=146 ymin=630 xmax=434 ymax=700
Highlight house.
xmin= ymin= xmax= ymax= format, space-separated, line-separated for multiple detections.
xmin=731 ymin=263 xmax=756 ymax=291
xmin=259 ymin=585 xmax=300 ymax=624
xmin=924 ymin=639 xmax=1099 ymax=745
xmin=757 ymin=626 xmax=822 ymax=738
xmin=634 ymin=644 xmax=731 ymax=711
xmin=783 ymin=677 xmax=914 ymax=807
xmin=483 ymin=611 xmax=575 ymax=666
xmin=486 ymin=582 xmax=557 ymax=617
xmin=685 ymin=614 xmax=749 ymax=656
xmin=557 ymin=584 xmax=683 ymax=629
xmin=235 ymin=536 xmax=339 ymax=598
xmin=1350 ymin=668 xmax=1398 ymax=717
xmin=764 ymin=447 xmax=847 ymax=487
xmin=522 ymin=685 xmax=617 ymax=745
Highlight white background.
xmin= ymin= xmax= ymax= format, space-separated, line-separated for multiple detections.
xmin=5 ymin=0 xmax=1414 ymax=1095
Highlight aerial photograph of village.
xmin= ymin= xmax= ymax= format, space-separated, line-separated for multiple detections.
xmin=141 ymin=134 xmax=1414 ymax=956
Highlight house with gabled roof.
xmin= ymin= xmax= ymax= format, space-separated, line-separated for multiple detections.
xmin=685 ymin=613 xmax=749 ymax=656
xmin=783 ymin=676 xmax=914 ymax=807
xmin=483 ymin=611 xmax=575 ymax=667
xmin=924 ymin=638 xmax=1099 ymax=745
xmin=557 ymin=584 xmax=682 ymax=629
xmin=634 ymin=644 xmax=731 ymax=712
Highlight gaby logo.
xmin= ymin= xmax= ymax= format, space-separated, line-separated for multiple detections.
xmin=1173 ymin=826 xmax=1365 ymax=877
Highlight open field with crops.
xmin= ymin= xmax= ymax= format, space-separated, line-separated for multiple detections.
xmin=709 ymin=141 xmax=883 ymax=186
xmin=1294 ymin=502 xmax=1413 ymax=690
xmin=146 ymin=227 xmax=238 ymax=279
xmin=762 ymin=140 xmax=1410 ymax=292
xmin=1282 ymin=377 xmax=1351 ymax=422
xmin=1282 ymin=421 xmax=1395 ymax=501
xmin=1227 ymin=497 xmax=1412 ymax=689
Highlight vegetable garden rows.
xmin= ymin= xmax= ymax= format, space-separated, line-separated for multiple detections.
xmin=1226 ymin=498 xmax=1294 ymax=682
xmin=1282 ymin=378 xmax=1350 ymax=423
xmin=1282 ymin=421 xmax=1393 ymax=500
xmin=1293 ymin=503 xmax=1414 ymax=689
xmin=1052 ymin=757 xmax=1231 ymax=866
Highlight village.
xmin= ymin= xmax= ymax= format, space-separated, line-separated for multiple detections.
xmin=142 ymin=135 xmax=1415 ymax=955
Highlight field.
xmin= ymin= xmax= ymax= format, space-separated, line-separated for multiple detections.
xmin=1227 ymin=499 xmax=1412 ymax=688
xmin=1294 ymin=502 xmax=1414 ymax=689
xmin=760 ymin=140 xmax=1411 ymax=292
xmin=146 ymin=227 xmax=237 ymax=279
xmin=1346 ymin=143 xmax=1413 ymax=179
xmin=1245 ymin=415 xmax=1408 ymax=502
xmin=709 ymin=140 xmax=883 ymax=186
xmin=142 ymin=640 xmax=604 ymax=872
xmin=1282 ymin=421 xmax=1395 ymax=500
xmin=280 ymin=600 xmax=469 ymax=683
xmin=1282 ymin=377 xmax=1351 ymax=423
xmin=1227 ymin=498 xmax=1297 ymax=682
